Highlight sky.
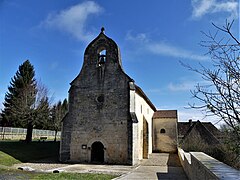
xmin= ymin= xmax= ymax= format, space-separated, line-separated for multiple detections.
xmin=0 ymin=0 xmax=239 ymax=125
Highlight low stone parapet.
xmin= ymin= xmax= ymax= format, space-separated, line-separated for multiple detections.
xmin=178 ymin=148 xmax=240 ymax=180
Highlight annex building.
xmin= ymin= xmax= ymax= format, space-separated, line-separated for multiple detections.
xmin=60 ymin=28 xmax=178 ymax=165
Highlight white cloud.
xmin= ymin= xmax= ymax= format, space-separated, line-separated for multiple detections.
xmin=41 ymin=1 xmax=103 ymax=42
xmin=156 ymin=105 xmax=208 ymax=121
xmin=178 ymin=108 xmax=223 ymax=127
xmin=145 ymin=89 xmax=162 ymax=93
xmin=178 ymin=109 xmax=206 ymax=121
xmin=168 ymin=81 xmax=195 ymax=92
xmin=191 ymin=0 xmax=238 ymax=19
xmin=167 ymin=79 xmax=211 ymax=92
xmin=126 ymin=32 xmax=149 ymax=43
xmin=126 ymin=32 xmax=209 ymax=61
xmin=147 ymin=42 xmax=209 ymax=61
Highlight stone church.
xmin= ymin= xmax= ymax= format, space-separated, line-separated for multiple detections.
xmin=60 ymin=28 xmax=178 ymax=165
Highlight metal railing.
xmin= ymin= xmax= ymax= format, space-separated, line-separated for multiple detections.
xmin=0 ymin=126 xmax=61 ymax=140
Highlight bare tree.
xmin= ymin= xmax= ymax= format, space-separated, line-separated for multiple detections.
xmin=182 ymin=20 xmax=240 ymax=156
xmin=50 ymin=98 xmax=68 ymax=142
xmin=25 ymin=81 xmax=52 ymax=142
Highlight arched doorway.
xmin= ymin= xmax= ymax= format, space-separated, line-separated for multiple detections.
xmin=91 ymin=141 xmax=104 ymax=163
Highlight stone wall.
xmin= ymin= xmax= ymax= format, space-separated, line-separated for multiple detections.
xmin=153 ymin=117 xmax=177 ymax=153
xmin=60 ymin=29 xmax=158 ymax=165
xmin=178 ymin=148 xmax=240 ymax=180
xmin=60 ymin=31 xmax=133 ymax=164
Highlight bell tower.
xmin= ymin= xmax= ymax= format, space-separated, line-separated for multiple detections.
xmin=60 ymin=28 xmax=133 ymax=164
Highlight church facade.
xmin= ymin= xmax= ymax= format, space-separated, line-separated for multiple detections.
xmin=60 ymin=28 xmax=178 ymax=165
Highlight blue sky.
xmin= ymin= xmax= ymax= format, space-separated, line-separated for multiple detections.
xmin=0 ymin=0 xmax=239 ymax=124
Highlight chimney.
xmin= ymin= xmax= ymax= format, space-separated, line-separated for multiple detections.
xmin=189 ymin=119 xmax=193 ymax=127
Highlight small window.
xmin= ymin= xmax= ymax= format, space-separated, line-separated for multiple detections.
xmin=160 ymin=129 xmax=166 ymax=133
xmin=140 ymin=105 xmax=142 ymax=114
xmin=96 ymin=95 xmax=104 ymax=103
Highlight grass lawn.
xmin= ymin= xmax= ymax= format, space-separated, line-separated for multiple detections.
xmin=0 ymin=151 xmax=21 ymax=166
xmin=0 ymin=140 xmax=59 ymax=166
xmin=0 ymin=141 xmax=118 ymax=179
xmin=0 ymin=168 xmax=117 ymax=180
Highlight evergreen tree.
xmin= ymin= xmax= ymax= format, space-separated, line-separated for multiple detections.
xmin=1 ymin=60 xmax=51 ymax=142
xmin=2 ymin=60 xmax=36 ymax=129
xmin=61 ymin=98 xmax=68 ymax=118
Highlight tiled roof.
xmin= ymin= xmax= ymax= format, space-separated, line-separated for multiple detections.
xmin=178 ymin=120 xmax=222 ymax=138
xmin=153 ymin=110 xmax=177 ymax=119
xmin=178 ymin=122 xmax=191 ymax=136
xmin=181 ymin=120 xmax=220 ymax=145
xmin=203 ymin=123 xmax=222 ymax=137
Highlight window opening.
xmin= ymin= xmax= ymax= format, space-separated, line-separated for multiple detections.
xmin=160 ymin=129 xmax=166 ymax=133
xmin=98 ymin=50 xmax=106 ymax=66
xmin=96 ymin=95 xmax=104 ymax=103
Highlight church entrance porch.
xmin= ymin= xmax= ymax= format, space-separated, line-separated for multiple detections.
xmin=91 ymin=141 xmax=104 ymax=163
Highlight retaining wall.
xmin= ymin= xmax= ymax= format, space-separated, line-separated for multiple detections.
xmin=178 ymin=148 xmax=240 ymax=180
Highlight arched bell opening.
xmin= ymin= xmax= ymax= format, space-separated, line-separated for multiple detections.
xmin=91 ymin=141 xmax=104 ymax=163
xmin=97 ymin=49 xmax=107 ymax=66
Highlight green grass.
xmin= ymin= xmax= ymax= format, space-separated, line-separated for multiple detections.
xmin=0 ymin=141 xmax=118 ymax=179
xmin=0 ymin=141 xmax=59 ymax=166
xmin=0 ymin=151 xmax=21 ymax=166
xmin=0 ymin=168 xmax=116 ymax=180
xmin=33 ymin=172 xmax=116 ymax=179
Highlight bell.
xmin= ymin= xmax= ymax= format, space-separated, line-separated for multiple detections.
xmin=99 ymin=55 xmax=106 ymax=65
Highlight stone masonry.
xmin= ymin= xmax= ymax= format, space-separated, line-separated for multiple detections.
xmin=60 ymin=28 xmax=133 ymax=164
xmin=60 ymin=28 xmax=177 ymax=165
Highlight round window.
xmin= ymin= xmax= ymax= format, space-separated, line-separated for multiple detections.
xmin=97 ymin=95 xmax=104 ymax=103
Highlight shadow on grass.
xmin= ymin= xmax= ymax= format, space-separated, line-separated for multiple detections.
xmin=0 ymin=141 xmax=60 ymax=164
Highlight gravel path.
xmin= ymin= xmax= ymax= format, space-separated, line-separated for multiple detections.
xmin=11 ymin=162 xmax=134 ymax=176
xmin=12 ymin=162 xmax=69 ymax=171
xmin=5 ymin=153 xmax=186 ymax=179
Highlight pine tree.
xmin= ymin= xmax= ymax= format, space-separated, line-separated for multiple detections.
xmin=61 ymin=98 xmax=68 ymax=118
xmin=1 ymin=60 xmax=51 ymax=142
xmin=2 ymin=60 xmax=36 ymax=129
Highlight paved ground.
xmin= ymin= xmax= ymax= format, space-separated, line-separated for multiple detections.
xmin=116 ymin=153 xmax=188 ymax=180
xmin=11 ymin=153 xmax=188 ymax=179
